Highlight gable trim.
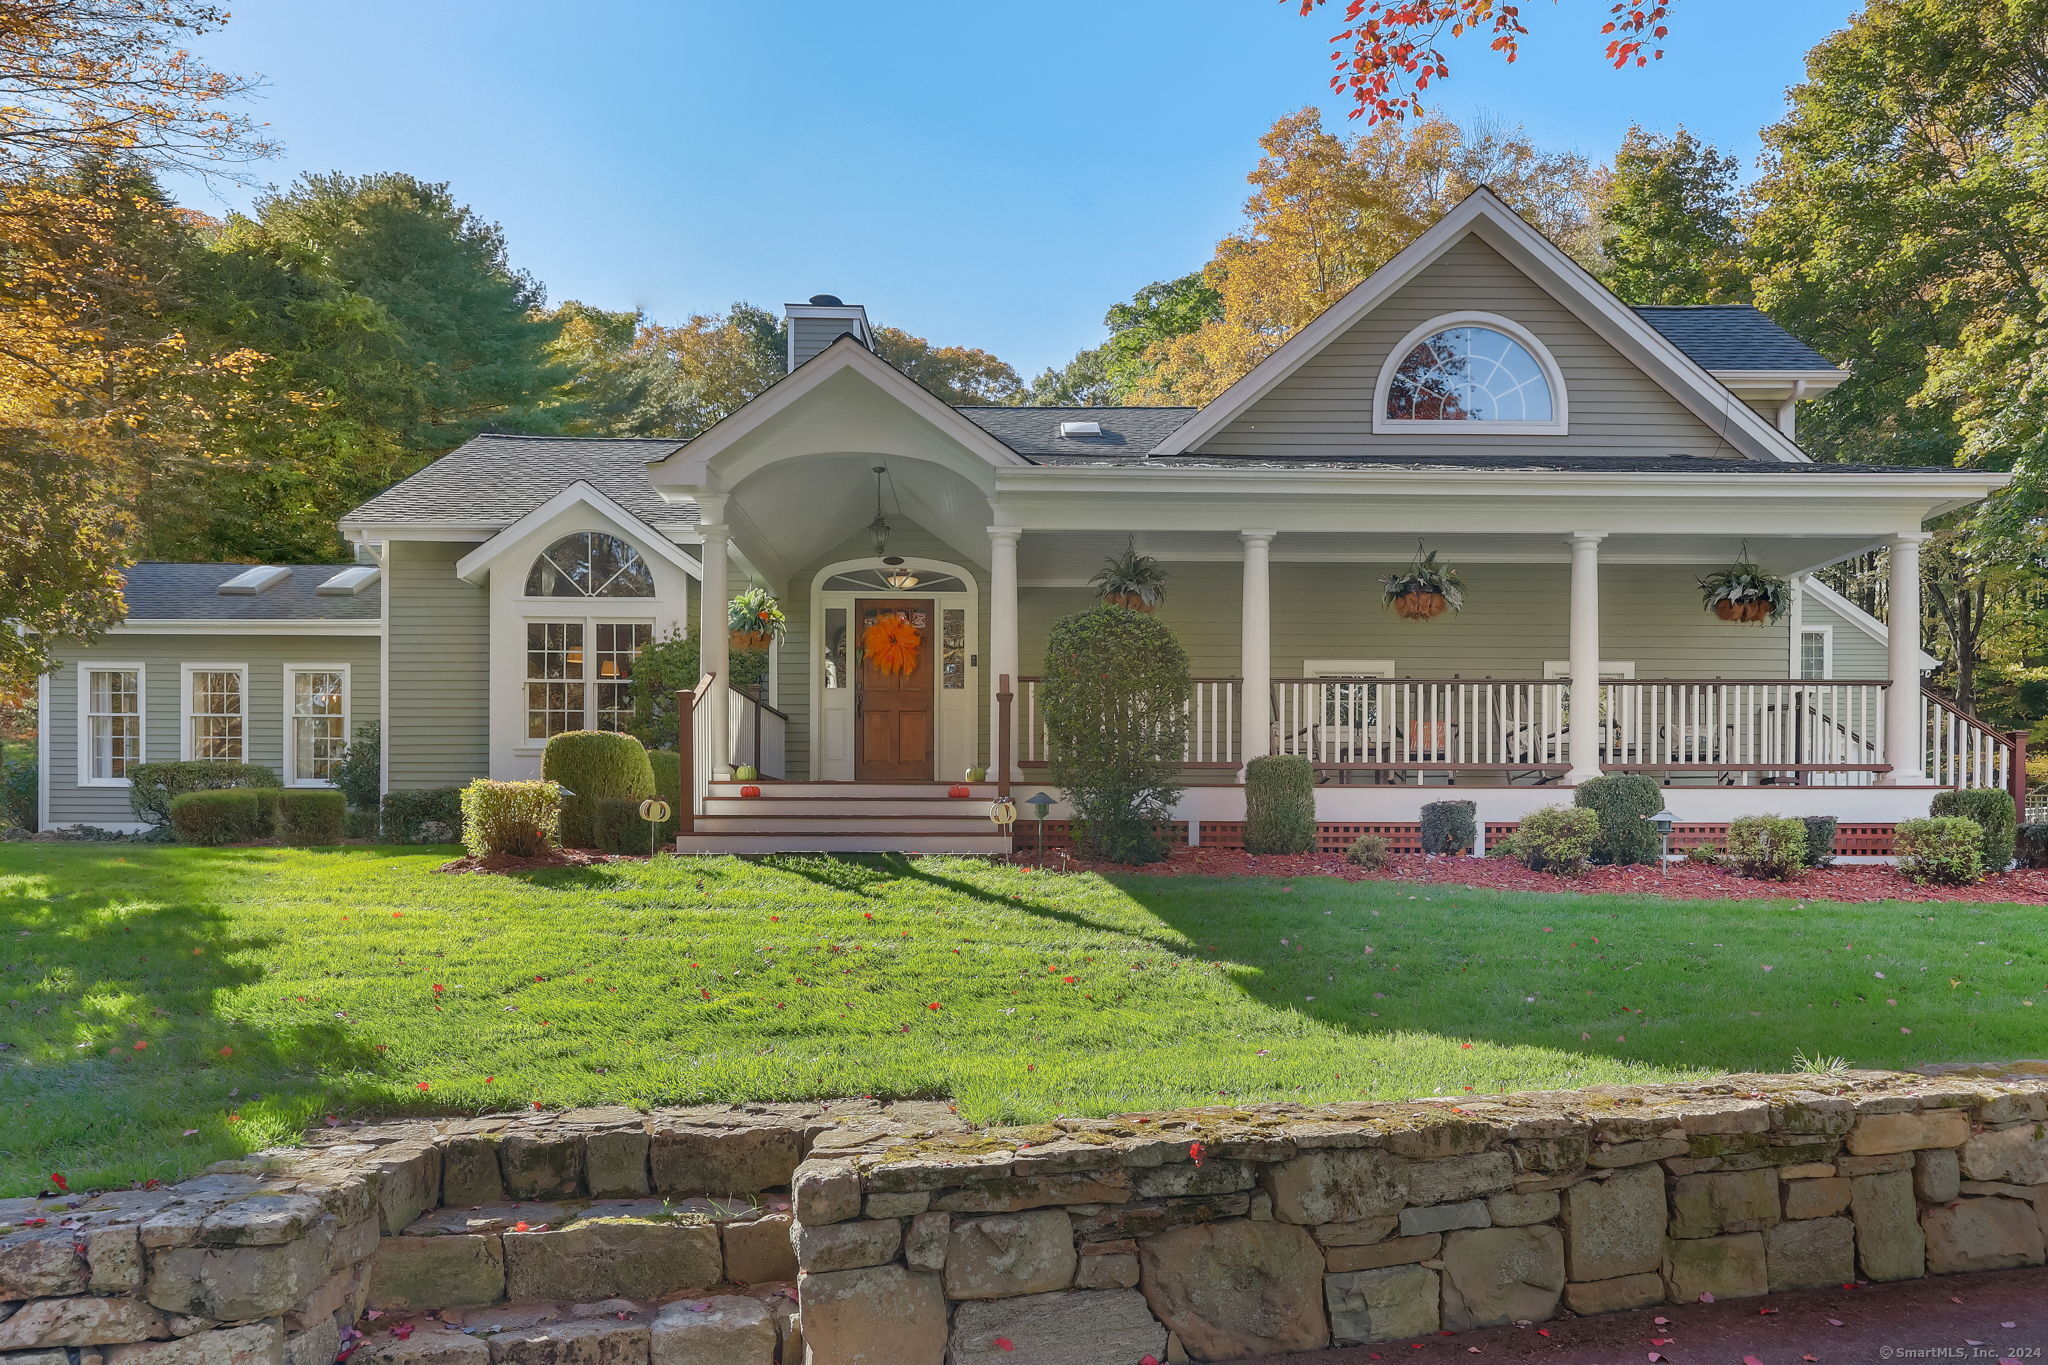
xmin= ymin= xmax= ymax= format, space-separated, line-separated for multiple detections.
xmin=453 ymin=481 xmax=703 ymax=585
xmin=1801 ymin=574 xmax=1937 ymax=672
xmin=1152 ymin=188 xmax=1815 ymax=463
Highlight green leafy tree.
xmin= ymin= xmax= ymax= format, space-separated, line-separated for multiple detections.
xmin=1597 ymin=125 xmax=1749 ymax=305
xmin=874 ymin=325 xmax=1021 ymax=404
xmin=1099 ymin=273 xmax=1223 ymax=402
xmin=1017 ymin=344 xmax=1114 ymax=406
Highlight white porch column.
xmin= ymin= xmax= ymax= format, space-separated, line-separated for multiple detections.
xmin=1240 ymin=530 xmax=1276 ymax=766
xmin=1565 ymin=530 xmax=1606 ymax=785
xmin=697 ymin=517 xmax=732 ymax=780
xmin=1882 ymin=531 xmax=1929 ymax=784
xmin=988 ymin=527 xmax=1021 ymax=777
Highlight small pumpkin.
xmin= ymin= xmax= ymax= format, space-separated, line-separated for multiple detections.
xmin=739 ymin=784 xmax=762 ymax=799
xmin=733 ymin=764 xmax=758 ymax=782
xmin=964 ymin=766 xmax=988 ymax=783
xmin=948 ymin=783 xmax=972 ymax=798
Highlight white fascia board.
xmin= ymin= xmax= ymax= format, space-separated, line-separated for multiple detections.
xmin=336 ymin=522 xmax=496 ymax=543
xmin=452 ymin=481 xmax=704 ymax=584
xmin=1712 ymin=368 xmax=1849 ymax=395
xmin=1152 ymin=188 xmax=1821 ymax=465
xmin=1802 ymin=574 xmax=1938 ymax=671
xmin=644 ymin=335 xmax=1032 ymax=490
xmin=107 ymin=619 xmax=383 ymax=636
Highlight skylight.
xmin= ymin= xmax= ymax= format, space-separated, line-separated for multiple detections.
xmin=1058 ymin=420 xmax=1103 ymax=438
xmin=217 ymin=566 xmax=291 ymax=596
xmin=317 ymin=566 xmax=381 ymax=596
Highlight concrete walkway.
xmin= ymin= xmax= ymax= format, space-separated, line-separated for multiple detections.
xmin=1254 ymin=1265 xmax=2048 ymax=1362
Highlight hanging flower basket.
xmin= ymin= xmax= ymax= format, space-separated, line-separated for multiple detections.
xmin=727 ymin=587 xmax=786 ymax=650
xmin=863 ymin=612 xmax=923 ymax=677
xmin=1089 ymin=542 xmax=1168 ymax=613
xmin=1699 ymin=553 xmax=1791 ymax=626
xmin=1381 ymin=548 xmax=1465 ymax=620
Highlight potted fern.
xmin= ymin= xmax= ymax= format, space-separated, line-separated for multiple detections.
xmin=1381 ymin=548 xmax=1465 ymax=620
xmin=727 ymin=587 xmax=786 ymax=649
xmin=1698 ymin=555 xmax=1791 ymax=624
xmin=1090 ymin=542 xmax=1169 ymax=613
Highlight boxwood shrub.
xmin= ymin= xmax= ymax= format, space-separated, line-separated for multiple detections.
xmin=1572 ymin=773 xmax=1663 ymax=865
xmin=459 ymin=779 xmax=560 ymax=859
xmin=1930 ymin=787 xmax=2016 ymax=872
xmin=168 ymin=789 xmax=265 ymax=845
xmin=1895 ymin=816 xmax=1985 ymax=885
xmin=1243 ymin=755 xmax=1316 ymax=855
xmin=382 ymin=787 xmax=463 ymax=844
xmin=1344 ymin=833 xmax=1391 ymax=870
xmin=645 ymin=750 xmax=684 ymax=845
xmin=593 ymin=797 xmax=660 ymax=855
xmin=130 ymin=760 xmax=280 ymax=827
xmin=1419 ymin=799 xmax=1477 ymax=855
xmin=276 ymin=789 xmax=345 ymax=844
xmin=1508 ymin=805 xmax=1600 ymax=876
xmin=1725 ymin=814 xmax=1807 ymax=880
xmin=542 ymin=732 xmax=656 ymax=848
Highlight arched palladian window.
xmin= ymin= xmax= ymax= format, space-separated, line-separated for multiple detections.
xmin=524 ymin=531 xmax=656 ymax=598
xmin=1375 ymin=314 xmax=1566 ymax=433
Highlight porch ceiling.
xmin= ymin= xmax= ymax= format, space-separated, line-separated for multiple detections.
xmin=725 ymin=453 xmax=993 ymax=588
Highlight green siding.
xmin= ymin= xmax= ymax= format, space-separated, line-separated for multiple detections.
xmin=1802 ymin=593 xmax=1890 ymax=680
xmin=386 ymin=540 xmax=489 ymax=789
xmin=41 ymin=632 xmax=380 ymax=828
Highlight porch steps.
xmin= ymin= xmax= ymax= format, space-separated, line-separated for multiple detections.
xmin=674 ymin=781 xmax=1014 ymax=855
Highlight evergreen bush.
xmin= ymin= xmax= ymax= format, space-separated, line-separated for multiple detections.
xmin=459 ymin=779 xmax=560 ymax=859
xmin=1243 ymin=755 xmax=1316 ymax=854
xmin=1040 ymin=605 xmax=1191 ymax=865
xmin=1572 ymin=773 xmax=1663 ymax=864
xmin=1419 ymin=799 xmax=1477 ymax=855
xmin=542 ymin=731 xmax=655 ymax=848
xmin=1 ymin=745 xmax=36 ymax=830
xmin=381 ymin=787 xmax=462 ymax=844
xmin=1725 ymin=814 xmax=1807 ymax=880
xmin=1800 ymin=815 xmax=1839 ymax=868
xmin=1930 ymin=788 xmax=2016 ymax=872
xmin=129 ymin=760 xmax=279 ymax=827
xmin=627 ymin=628 xmax=771 ymax=749
xmin=168 ymin=789 xmax=265 ymax=845
xmin=330 ymin=721 xmax=381 ymax=810
xmin=645 ymin=750 xmax=685 ymax=845
xmin=1508 ymin=805 xmax=1600 ymax=876
xmin=344 ymin=808 xmax=381 ymax=840
xmin=1895 ymin=816 xmax=1985 ymax=885
xmin=593 ymin=797 xmax=658 ymax=854
xmin=2017 ymin=822 xmax=2048 ymax=869
xmin=276 ymin=789 xmax=345 ymax=844
xmin=1344 ymin=833 xmax=1392 ymax=870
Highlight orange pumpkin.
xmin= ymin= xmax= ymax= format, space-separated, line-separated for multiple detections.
xmin=739 ymin=784 xmax=761 ymax=799
xmin=948 ymin=783 xmax=971 ymax=798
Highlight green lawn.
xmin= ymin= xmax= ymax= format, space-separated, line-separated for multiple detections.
xmin=4 ymin=843 xmax=2045 ymax=1196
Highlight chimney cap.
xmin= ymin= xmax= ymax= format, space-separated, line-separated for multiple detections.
xmin=808 ymin=293 xmax=844 ymax=306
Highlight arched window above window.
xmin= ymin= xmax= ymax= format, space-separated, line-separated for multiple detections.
xmin=524 ymin=531 xmax=656 ymax=598
xmin=1375 ymin=314 xmax=1566 ymax=433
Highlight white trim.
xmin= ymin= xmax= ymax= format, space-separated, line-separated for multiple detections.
xmin=1799 ymin=575 xmax=1939 ymax=672
xmin=179 ymin=662 xmax=249 ymax=763
xmin=454 ymin=482 xmax=703 ymax=585
xmin=77 ymin=661 xmax=145 ymax=786
xmin=1151 ymin=187 xmax=1824 ymax=464
xmin=1304 ymin=659 xmax=1394 ymax=678
xmin=1542 ymin=660 xmax=1636 ymax=679
xmin=282 ymin=663 xmax=352 ymax=787
xmin=1371 ymin=312 xmax=1568 ymax=435
xmin=106 ymin=619 xmax=381 ymax=636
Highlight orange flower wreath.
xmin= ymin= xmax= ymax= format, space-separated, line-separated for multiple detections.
xmin=862 ymin=612 xmax=922 ymax=677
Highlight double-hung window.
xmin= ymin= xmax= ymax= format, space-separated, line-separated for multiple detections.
xmin=285 ymin=666 xmax=349 ymax=785
xmin=182 ymin=665 xmax=247 ymax=762
xmin=524 ymin=621 xmax=652 ymax=740
xmin=81 ymin=665 xmax=144 ymax=783
xmin=1798 ymin=628 xmax=1833 ymax=680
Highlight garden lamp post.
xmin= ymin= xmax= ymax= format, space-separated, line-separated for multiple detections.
xmin=1026 ymin=792 xmax=1054 ymax=860
xmin=1646 ymin=807 xmax=1678 ymax=876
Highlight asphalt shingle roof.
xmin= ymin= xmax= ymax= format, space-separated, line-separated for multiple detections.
xmin=1632 ymin=305 xmax=1838 ymax=372
xmin=121 ymin=563 xmax=383 ymax=621
xmin=952 ymin=406 xmax=1197 ymax=458
xmin=342 ymin=434 xmax=697 ymax=531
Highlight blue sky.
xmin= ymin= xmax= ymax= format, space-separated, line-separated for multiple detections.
xmin=173 ymin=1 xmax=1860 ymax=377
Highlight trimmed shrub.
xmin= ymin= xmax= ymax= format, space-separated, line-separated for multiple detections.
xmin=1344 ymin=833 xmax=1392 ymax=870
xmin=1895 ymin=816 xmax=1985 ymax=885
xmin=593 ymin=797 xmax=659 ymax=855
xmin=1572 ymin=773 xmax=1664 ymax=865
xmin=1243 ymin=755 xmax=1316 ymax=855
xmin=382 ymin=787 xmax=462 ymax=844
xmin=1930 ymin=788 xmax=2016 ymax=872
xmin=1509 ymin=805 xmax=1600 ymax=876
xmin=276 ymin=789 xmax=345 ymax=844
xmin=344 ymin=808 xmax=381 ymax=840
xmin=330 ymin=721 xmax=381 ymax=811
xmin=1683 ymin=841 xmax=1724 ymax=866
xmin=2017 ymin=822 xmax=2048 ymax=870
xmin=1040 ymin=606 xmax=1191 ymax=865
xmin=1800 ymin=815 xmax=1839 ymax=869
xmin=543 ymin=731 xmax=656 ymax=848
xmin=129 ymin=760 xmax=279 ymax=827
xmin=1419 ymin=799 xmax=1477 ymax=855
xmin=459 ymin=779 xmax=561 ymax=859
xmin=1725 ymin=814 xmax=1807 ymax=880
xmin=645 ymin=750 xmax=684 ymax=846
xmin=169 ymin=789 xmax=265 ymax=845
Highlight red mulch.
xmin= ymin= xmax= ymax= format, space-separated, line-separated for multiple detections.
xmin=1008 ymin=846 xmax=2048 ymax=904
xmin=437 ymin=847 xmax=643 ymax=875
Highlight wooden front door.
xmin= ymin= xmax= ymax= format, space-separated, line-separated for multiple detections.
xmin=855 ymin=599 xmax=935 ymax=781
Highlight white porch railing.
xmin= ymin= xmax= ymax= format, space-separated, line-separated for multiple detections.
xmin=1272 ymin=678 xmax=1568 ymax=771
xmin=1599 ymin=680 xmax=1891 ymax=784
xmin=1923 ymin=690 xmax=2013 ymax=793
xmin=1018 ymin=677 xmax=1241 ymax=768
xmin=728 ymin=686 xmax=787 ymax=780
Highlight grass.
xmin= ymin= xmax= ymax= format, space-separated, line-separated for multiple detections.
xmin=3 ymin=843 xmax=2045 ymax=1196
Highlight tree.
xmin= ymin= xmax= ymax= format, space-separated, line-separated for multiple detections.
xmin=1129 ymin=110 xmax=1595 ymax=405
xmin=1596 ymin=125 xmax=1749 ymax=305
xmin=1018 ymin=344 xmax=1115 ymax=406
xmin=1296 ymin=0 xmax=1681 ymax=124
xmin=874 ymin=326 xmax=1021 ymax=405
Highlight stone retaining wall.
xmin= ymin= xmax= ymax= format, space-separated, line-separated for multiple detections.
xmin=4 ymin=1076 xmax=2045 ymax=1364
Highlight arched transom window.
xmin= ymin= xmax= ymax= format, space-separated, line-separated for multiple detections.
xmin=524 ymin=532 xmax=655 ymax=598
xmin=1378 ymin=316 xmax=1564 ymax=432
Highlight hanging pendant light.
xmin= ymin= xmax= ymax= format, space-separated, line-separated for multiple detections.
xmin=867 ymin=465 xmax=891 ymax=558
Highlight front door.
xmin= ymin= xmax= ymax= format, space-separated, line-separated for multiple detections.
xmin=855 ymin=599 xmax=935 ymax=781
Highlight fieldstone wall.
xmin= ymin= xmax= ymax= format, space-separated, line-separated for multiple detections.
xmin=4 ymin=1076 xmax=2046 ymax=1364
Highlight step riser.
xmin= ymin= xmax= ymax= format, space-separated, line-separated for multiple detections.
xmin=696 ymin=816 xmax=1006 ymax=834
xmin=674 ymin=835 xmax=1014 ymax=855
xmin=704 ymin=799 xmax=996 ymax=817
xmin=708 ymin=783 xmax=997 ymax=801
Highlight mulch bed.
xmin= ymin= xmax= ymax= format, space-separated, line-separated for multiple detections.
xmin=1008 ymin=846 xmax=2048 ymax=904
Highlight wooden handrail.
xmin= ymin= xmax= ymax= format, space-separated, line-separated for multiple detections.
xmin=674 ymin=671 xmax=717 ymax=840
